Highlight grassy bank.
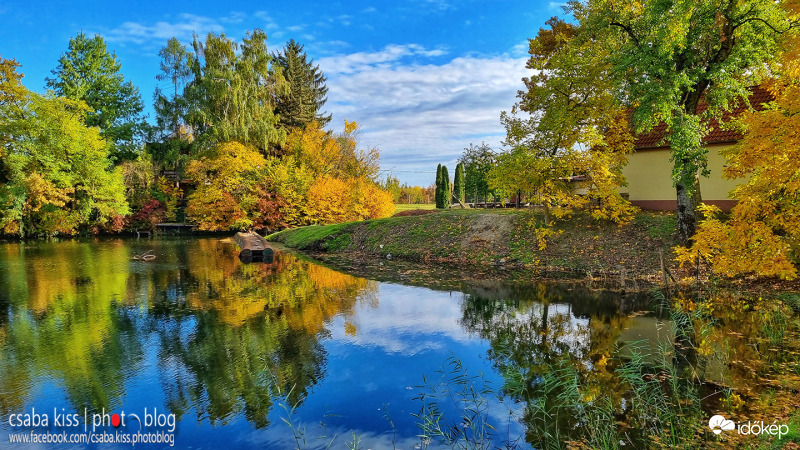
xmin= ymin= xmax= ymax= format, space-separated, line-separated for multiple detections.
xmin=268 ymin=208 xmax=680 ymax=282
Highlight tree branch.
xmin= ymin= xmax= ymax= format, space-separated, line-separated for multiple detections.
xmin=609 ymin=21 xmax=640 ymax=47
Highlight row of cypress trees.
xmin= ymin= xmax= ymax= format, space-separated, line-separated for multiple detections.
xmin=434 ymin=163 xmax=465 ymax=209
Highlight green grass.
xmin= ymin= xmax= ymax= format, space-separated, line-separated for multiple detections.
xmin=269 ymin=209 xmax=683 ymax=277
xmin=632 ymin=212 xmax=678 ymax=239
xmin=394 ymin=203 xmax=436 ymax=212
xmin=268 ymin=222 xmax=353 ymax=251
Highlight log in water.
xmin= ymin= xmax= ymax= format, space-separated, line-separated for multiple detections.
xmin=234 ymin=232 xmax=274 ymax=263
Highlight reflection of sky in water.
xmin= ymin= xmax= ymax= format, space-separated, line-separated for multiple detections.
xmin=0 ymin=238 xmax=638 ymax=449
xmin=258 ymin=282 xmax=524 ymax=448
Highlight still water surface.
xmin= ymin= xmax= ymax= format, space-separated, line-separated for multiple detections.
xmin=0 ymin=237 xmax=660 ymax=448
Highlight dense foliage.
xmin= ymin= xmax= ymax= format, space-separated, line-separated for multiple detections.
xmin=565 ymin=0 xmax=792 ymax=243
xmin=459 ymin=143 xmax=495 ymax=203
xmin=676 ymin=2 xmax=800 ymax=279
xmin=0 ymin=28 xmax=395 ymax=237
xmin=453 ymin=162 xmax=465 ymax=204
xmin=1 ymin=57 xmax=128 ymax=237
xmin=46 ymin=33 xmax=148 ymax=163
xmin=495 ymin=17 xmax=637 ymax=225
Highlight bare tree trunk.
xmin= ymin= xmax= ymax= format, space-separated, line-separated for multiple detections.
xmin=543 ymin=202 xmax=552 ymax=226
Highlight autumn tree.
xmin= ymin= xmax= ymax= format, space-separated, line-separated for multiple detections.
xmin=305 ymin=176 xmax=394 ymax=224
xmin=273 ymin=39 xmax=331 ymax=129
xmin=185 ymin=30 xmax=285 ymax=153
xmin=566 ymin=0 xmax=795 ymax=243
xmin=499 ymin=17 xmax=636 ymax=226
xmin=488 ymin=147 xmax=573 ymax=225
xmin=0 ymin=65 xmax=128 ymax=236
xmin=676 ymin=3 xmax=800 ymax=279
xmin=185 ymin=141 xmax=285 ymax=231
xmin=260 ymin=153 xmax=313 ymax=227
xmin=284 ymin=121 xmax=343 ymax=178
xmin=334 ymin=120 xmax=380 ymax=180
xmin=46 ymin=32 xmax=147 ymax=163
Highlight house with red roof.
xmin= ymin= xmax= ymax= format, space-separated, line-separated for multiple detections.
xmin=619 ymin=86 xmax=773 ymax=211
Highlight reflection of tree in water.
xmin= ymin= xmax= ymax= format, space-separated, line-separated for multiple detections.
xmin=460 ymin=283 xmax=645 ymax=446
xmin=146 ymin=241 xmax=376 ymax=428
xmin=0 ymin=240 xmax=142 ymax=415
xmin=0 ymin=238 xmax=377 ymax=430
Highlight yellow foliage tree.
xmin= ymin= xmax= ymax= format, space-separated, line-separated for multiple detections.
xmin=186 ymin=141 xmax=284 ymax=231
xmin=305 ymin=176 xmax=395 ymax=225
xmin=355 ymin=179 xmax=396 ymax=220
xmin=271 ymin=120 xmax=391 ymax=226
xmin=285 ymin=121 xmax=341 ymax=177
xmin=306 ymin=176 xmax=352 ymax=224
xmin=264 ymin=155 xmax=315 ymax=227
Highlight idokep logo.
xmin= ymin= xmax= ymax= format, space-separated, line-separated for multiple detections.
xmin=708 ymin=415 xmax=735 ymax=435
xmin=708 ymin=414 xmax=790 ymax=439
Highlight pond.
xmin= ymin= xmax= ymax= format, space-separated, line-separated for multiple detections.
xmin=0 ymin=237 xmax=797 ymax=449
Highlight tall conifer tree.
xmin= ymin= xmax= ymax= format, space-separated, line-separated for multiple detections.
xmin=47 ymin=32 xmax=147 ymax=163
xmin=435 ymin=163 xmax=443 ymax=208
xmin=454 ymin=162 xmax=465 ymax=204
xmin=273 ymin=39 xmax=331 ymax=129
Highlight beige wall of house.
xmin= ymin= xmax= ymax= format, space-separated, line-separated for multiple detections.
xmin=620 ymin=143 xmax=742 ymax=210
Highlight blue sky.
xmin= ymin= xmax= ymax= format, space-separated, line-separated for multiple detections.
xmin=1 ymin=0 xmax=565 ymax=186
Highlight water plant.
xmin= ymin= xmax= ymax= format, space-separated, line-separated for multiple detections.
xmin=412 ymin=354 xmax=499 ymax=449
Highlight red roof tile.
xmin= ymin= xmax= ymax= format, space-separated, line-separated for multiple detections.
xmin=633 ymin=86 xmax=774 ymax=150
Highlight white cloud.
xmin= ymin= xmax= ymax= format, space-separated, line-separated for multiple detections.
xmin=220 ymin=11 xmax=246 ymax=24
xmin=511 ymin=40 xmax=530 ymax=57
xmin=320 ymin=44 xmax=447 ymax=75
xmin=421 ymin=0 xmax=457 ymax=11
xmin=319 ymin=45 xmax=531 ymax=185
xmin=104 ymin=11 xmax=303 ymax=47
xmin=104 ymin=13 xmax=227 ymax=45
xmin=329 ymin=284 xmax=474 ymax=355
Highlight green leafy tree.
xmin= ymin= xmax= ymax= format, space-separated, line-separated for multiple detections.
xmin=154 ymin=37 xmax=192 ymax=139
xmin=186 ymin=30 xmax=286 ymax=153
xmin=0 ymin=70 xmax=128 ymax=237
xmin=273 ymin=39 xmax=331 ymax=129
xmin=382 ymin=175 xmax=402 ymax=203
xmin=46 ymin=32 xmax=147 ymax=163
xmin=459 ymin=143 xmax=495 ymax=203
xmin=454 ymin=162 xmax=466 ymax=204
xmin=435 ymin=163 xmax=444 ymax=208
xmin=0 ymin=56 xmax=26 ymax=184
xmin=568 ymin=0 xmax=795 ymax=243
